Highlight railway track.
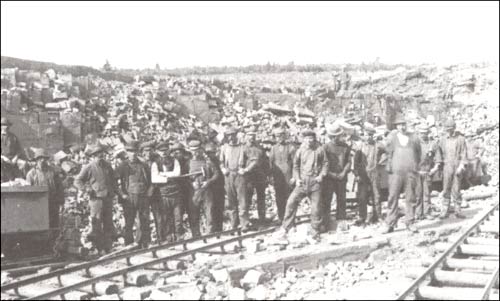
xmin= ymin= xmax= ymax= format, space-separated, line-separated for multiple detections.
xmin=1 ymin=210 xmax=331 ymax=300
xmin=398 ymin=201 xmax=499 ymax=300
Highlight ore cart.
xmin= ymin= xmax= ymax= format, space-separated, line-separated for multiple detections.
xmin=1 ymin=186 xmax=56 ymax=258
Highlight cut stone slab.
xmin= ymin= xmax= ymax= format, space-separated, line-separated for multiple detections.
xmin=240 ymin=269 xmax=264 ymax=288
xmin=228 ymin=287 xmax=246 ymax=300
xmin=210 ymin=268 xmax=230 ymax=283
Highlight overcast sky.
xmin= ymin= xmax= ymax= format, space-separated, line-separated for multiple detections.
xmin=1 ymin=1 xmax=499 ymax=69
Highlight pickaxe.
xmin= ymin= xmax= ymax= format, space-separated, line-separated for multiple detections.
xmin=168 ymin=168 xmax=206 ymax=179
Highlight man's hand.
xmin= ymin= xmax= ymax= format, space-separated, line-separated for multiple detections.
xmin=329 ymin=172 xmax=340 ymax=180
xmin=289 ymin=178 xmax=296 ymax=186
xmin=295 ymin=178 xmax=303 ymax=186
xmin=314 ymin=175 xmax=323 ymax=183
xmin=201 ymin=181 xmax=208 ymax=189
xmin=456 ymin=164 xmax=466 ymax=175
xmin=238 ymin=168 xmax=247 ymax=176
xmin=221 ymin=168 xmax=229 ymax=176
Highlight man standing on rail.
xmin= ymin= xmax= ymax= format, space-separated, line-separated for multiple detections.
xmin=274 ymin=129 xmax=329 ymax=244
xmin=116 ymin=140 xmax=151 ymax=248
xmin=75 ymin=144 xmax=121 ymax=254
xmin=26 ymin=148 xmax=65 ymax=229
xmin=435 ymin=119 xmax=468 ymax=219
xmin=321 ymin=123 xmax=351 ymax=232
xmin=380 ymin=114 xmax=422 ymax=234
xmin=269 ymin=127 xmax=296 ymax=223
xmin=151 ymin=142 xmax=184 ymax=242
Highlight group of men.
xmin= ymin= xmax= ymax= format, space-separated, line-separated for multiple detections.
xmin=1 ymin=111 xmax=478 ymax=253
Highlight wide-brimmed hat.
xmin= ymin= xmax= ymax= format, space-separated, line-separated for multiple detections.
xmin=156 ymin=142 xmax=169 ymax=151
xmin=204 ymin=143 xmax=217 ymax=153
xmin=327 ymin=124 xmax=344 ymax=136
xmin=169 ymin=142 xmax=185 ymax=153
xmin=393 ymin=113 xmax=407 ymax=125
xmin=245 ymin=125 xmax=257 ymax=135
xmin=273 ymin=128 xmax=285 ymax=135
xmin=188 ymin=139 xmax=202 ymax=151
xmin=33 ymin=148 xmax=49 ymax=160
xmin=417 ymin=125 xmax=430 ymax=133
xmin=53 ymin=150 xmax=69 ymax=163
xmin=1 ymin=117 xmax=12 ymax=126
xmin=225 ymin=127 xmax=238 ymax=135
xmin=85 ymin=144 xmax=104 ymax=156
xmin=444 ymin=119 xmax=456 ymax=128
xmin=140 ymin=140 xmax=156 ymax=151
xmin=302 ymin=129 xmax=316 ymax=137
xmin=124 ymin=140 xmax=140 ymax=151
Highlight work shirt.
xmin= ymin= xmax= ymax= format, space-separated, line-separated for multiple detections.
xmin=419 ymin=139 xmax=438 ymax=172
xmin=354 ymin=140 xmax=382 ymax=180
xmin=293 ymin=143 xmax=329 ymax=180
xmin=189 ymin=158 xmax=221 ymax=189
xmin=151 ymin=157 xmax=180 ymax=184
xmin=220 ymin=144 xmax=244 ymax=172
xmin=323 ymin=140 xmax=351 ymax=180
xmin=116 ymin=158 xmax=150 ymax=195
xmin=435 ymin=133 xmax=468 ymax=169
xmin=241 ymin=144 xmax=266 ymax=176
xmin=385 ymin=130 xmax=422 ymax=174
xmin=269 ymin=143 xmax=296 ymax=180
xmin=26 ymin=165 xmax=64 ymax=205
xmin=74 ymin=159 xmax=118 ymax=198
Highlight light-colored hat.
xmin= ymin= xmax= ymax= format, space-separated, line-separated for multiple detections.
xmin=33 ymin=148 xmax=49 ymax=160
xmin=327 ymin=124 xmax=344 ymax=136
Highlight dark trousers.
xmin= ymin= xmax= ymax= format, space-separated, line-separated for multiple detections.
xmin=357 ymin=176 xmax=382 ymax=223
xmin=122 ymin=193 xmax=151 ymax=247
xmin=246 ymin=177 xmax=267 ymax=221
xmin=415 ymin=173 xmax=431 ymax=218
xmin=441 ymin=165 xmax=463 ymax=214
xmin=385 ymin=171 xmax=417 ymax=228
xmin=49 ymin=200 xmax=61 ymax=229
xmin=88 ymin=197 xmax=114 ymax=251
xmin=273 ymin=172 xmax=293 ymax=221
xmin=282 ymin=177 xmax=322 ymax=236
xmin=158 ymin=191 xmax=183 ymax=243
xmin=193 ymin=186 xmax=220 ymax=234
xmin=212 ymin=185 xmax=225 ymax=232
xmin=320 ymin=179 xmax=347 ymax=230
xmin=225 ymin=173 xmax=249 ymax=230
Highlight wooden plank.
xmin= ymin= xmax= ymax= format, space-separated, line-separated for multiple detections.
xmin=406 ymin=268 xmax=497 ymax=288
xmin=417 ymin=286 xmax=483 ymax=300
xmin=435 ymin=242 xmax=499 ymax=257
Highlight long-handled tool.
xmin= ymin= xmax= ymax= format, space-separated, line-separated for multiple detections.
xmin=167 ymin=168 xmax=206 ymax=179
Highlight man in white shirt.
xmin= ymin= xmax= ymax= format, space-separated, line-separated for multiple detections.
xmin=151 ymin=142 xmax=183 ymax=242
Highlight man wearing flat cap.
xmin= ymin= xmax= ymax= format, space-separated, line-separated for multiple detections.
xmin=434 ymin=119 xmax=468 ymax=219
xmin=415 ymin=125 xmax=440 ymax=220
xmin=116 ymin=140 xmax=152 ymax=248
xmin=274 ymin=129 xmax=329 ymax=244
xmin=204 ymin=143 xmax=225 ymax=232
xmin=220 ymin=127 xmax=251 ymax=231
xmin=242 ymin=125 xmax=269 ymax=226
xmin=353 ymin=125 xmax=385 ymax=226
xmin=381 ymin=113 xmax=422 ymax=234
xmin=188 ymin=139 xmax=222 ymax=235
xmin=26 ymin=148 xmax=64 ymax=229
xmin=151 ymin=142 xmax=183 ymax=242
xmin=75 ymin=143 xmax=122 ymax=254
xmin=1 ymin=117 xmax=24 ymax=181
xmin=269 ymin=128 xmax=296 ymax=223
xmin=321 ymin=123 xmax=351 ymax=232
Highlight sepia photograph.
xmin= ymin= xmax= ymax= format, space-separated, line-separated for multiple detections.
xmin=1 ymin=1 xmax=499 ymax=300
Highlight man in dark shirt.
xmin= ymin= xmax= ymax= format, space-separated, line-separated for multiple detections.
xmin=269 ymin=128 xmax=296 ymax=223
xmin=242 ymin=126 xmax=268 ymax=224
xmin=116 ymin=140 xmax=151 ymax=248
xmin=204 ymin=143 xmax=225 ymax=232
xmin=274 ymin=130 xmax=329 ymax=243
xmin=321 ymin=124 xmax=351 ymax=232
xmin=75 ymin=144 xmax=122 ymax=254
xmin=188 ymin=139 xmax=222 ymax=235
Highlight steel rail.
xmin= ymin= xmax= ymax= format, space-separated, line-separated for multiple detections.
xmin=2 ymin=209 xmax=327 ymax=297
xmin=397 ymin=201 xmax=499 ymax=300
